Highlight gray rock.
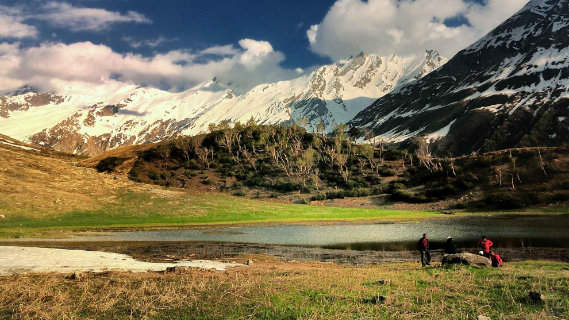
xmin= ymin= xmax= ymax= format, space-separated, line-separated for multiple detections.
xmin=442 ymin=253 xmax=491 ymax=267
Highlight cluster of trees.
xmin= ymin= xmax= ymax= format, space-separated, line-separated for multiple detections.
xmin=123 ymin=120 xmax=567 ymax=208
xmin=129 ymin=120 xmax=393 ymax=193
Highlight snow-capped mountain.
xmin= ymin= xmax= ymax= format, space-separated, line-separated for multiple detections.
xmin=350 ymin=0 xmax=569 ymax=155
xmin=0 ymin=50 xmax=446 ymax=155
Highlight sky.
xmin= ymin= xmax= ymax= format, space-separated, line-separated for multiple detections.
xmin=0 ymin=0 xmax=529 ymax=93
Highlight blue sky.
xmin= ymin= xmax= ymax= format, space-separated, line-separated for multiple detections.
xmin=0 ymin=0 xmax=528 ymax=92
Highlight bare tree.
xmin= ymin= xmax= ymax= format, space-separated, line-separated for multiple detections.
xmin=174 ymin=137 xmax=191 ymax=162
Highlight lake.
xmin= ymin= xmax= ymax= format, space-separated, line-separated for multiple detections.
xmin=44 ymin=214 xmax=569 ymax=251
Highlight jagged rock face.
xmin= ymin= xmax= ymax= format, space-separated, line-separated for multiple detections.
xmin=0 ymin=51 xmax=446 ymax=156
xmin=350 ymin=0 xmax=569 ymax=155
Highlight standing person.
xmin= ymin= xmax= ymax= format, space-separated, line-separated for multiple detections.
xmin=477 ymin=236 xmax=494 ymax=258
xmin=444 ymin=236 xmax=457 ymax=254
xmin=417 ymin=233 xmax=431 ymax=267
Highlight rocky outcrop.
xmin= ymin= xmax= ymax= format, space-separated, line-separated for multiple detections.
xmin=442 ymin=253 xmax=492 ymax=267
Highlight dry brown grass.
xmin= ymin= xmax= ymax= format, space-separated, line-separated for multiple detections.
xmin=0 ymin=257 xmax=567 ymax=319
xmin=0 ymin=142 xmax=138 ymax=216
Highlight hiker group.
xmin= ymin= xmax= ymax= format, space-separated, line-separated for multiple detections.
xmin=417 ymin=233 xmax=503 ymax=267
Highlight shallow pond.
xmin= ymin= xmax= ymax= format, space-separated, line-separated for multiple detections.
xmin=58 ymin=214 xmax=569 ymax=250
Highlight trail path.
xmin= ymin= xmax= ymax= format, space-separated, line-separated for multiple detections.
xmin=0 ymin=246 xmax=243 ymax=275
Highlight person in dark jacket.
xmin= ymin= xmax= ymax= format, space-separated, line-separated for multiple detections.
xmin=417 ymin=233 xmax=431 ymax=267
xmin=444 ymin=236 xmax=457 ymax=254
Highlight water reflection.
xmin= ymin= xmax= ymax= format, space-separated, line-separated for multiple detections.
xmin=55 ymin=214 xmax=569 ymax=250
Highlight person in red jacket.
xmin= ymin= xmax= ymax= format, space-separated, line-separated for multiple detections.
xmin=478 ymin=236 xmax=493 ymax=258
xmin=491 ymin=252 xmax=503 ymax=267
xmin=417 ymin=233 xmax=431 ymax=267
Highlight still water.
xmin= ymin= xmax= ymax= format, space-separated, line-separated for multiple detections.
xmin=66 ymin=214 xmax=569 ymax=250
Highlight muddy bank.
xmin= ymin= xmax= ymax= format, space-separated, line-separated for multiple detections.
xmin=3 ymin=241 xmax=568 ymax=265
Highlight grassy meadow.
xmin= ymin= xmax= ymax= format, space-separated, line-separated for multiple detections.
xmin=1 ymin=258 xmax=568 ymax=319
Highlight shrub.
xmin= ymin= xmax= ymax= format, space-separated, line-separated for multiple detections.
xmin=233 ymin=190 xmax=247 ymax=197
xmin=379 ymin=167 xmax=396 ymax=177
xmin=390 ymin=189 xmax=429 ymax=203
xmin=426 ymin=184 xmax=458 ymax=199
xmin=148 ymin=170 xmax=159 ymax=180
xmin=549 ymin=192 xmax=569 ymax=202
xmin=483 ymin=192 xmax=524 ymax=209
xmin=388 ymin=183 xmax=406 ymax=193
xmin=311 ymin=193 xmax=326 ymax=201
xmin=96 ymin=157 xmax=127 ymax=173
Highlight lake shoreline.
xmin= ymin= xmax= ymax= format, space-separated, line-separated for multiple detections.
xmin=2 ymin=240 xmax=568 ymax=265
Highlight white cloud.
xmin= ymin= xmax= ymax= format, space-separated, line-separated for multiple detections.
xmin=33 ymin=2 xmax=151 ymax=31
xmin=0 ymin=6 xmax=37 ymax=39
xmin=307 ymin=0 xmax=528 ymax=60
xmin=0 ymin=2 xmax=150 ymax=39
xmin=122 ymin=36 xmax=171 ymax=49
xmin=0 ymin=39 xmax=299 ymax=93
xmin=306 ymin=24 xmax=318 ymax=45
xmin=200 ymin=44 xmax=240 ymax=56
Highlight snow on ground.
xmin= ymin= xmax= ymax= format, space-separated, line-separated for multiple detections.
xmin=425 ymin=119 xmax=456 ymax=142
xmin=0 ymin=246 xmax=243 ymax=275
xmin=0 ymin=140 xmax=39 ymax=151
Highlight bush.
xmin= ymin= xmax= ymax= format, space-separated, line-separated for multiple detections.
xmin=311 ymin=193 xmax=327 ymax=201
xmin=484 ymin=192 xmax=524 ymax=209
xmin=233 ymin=190 xmax=247 ymax=197
xmin=96 ymin=157 xmax=127 ymax=173
xmin=388 ymin=183 xmax=406 ymax=193
xmin=379 ymin=167 xmax=396 ymax=177
xmin=272 ymin=179 xmax=301 ymax=193
xmin=549 ymin=192 xmax=569 ymax=202
xmin=426 ymin=184 xmax=458 ymax=200
xmin=148 ymin=170 xmax=159 ymax=180
xmin=390 ymin=189 xmax=429 ymax=203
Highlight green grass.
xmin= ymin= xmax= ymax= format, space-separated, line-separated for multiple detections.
xmin=1 ymin=190 xmax=567 ymax=239
xmin=0 ymin=191 xmax=440 ymax=238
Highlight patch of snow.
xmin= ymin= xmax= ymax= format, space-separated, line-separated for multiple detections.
xmin=0 ymin=140 xmax=39 ymax=151
xmin=425 ymin=120 xmax=456 ymax=142
xmin=0 ymin=246 xmax=243 ymax=275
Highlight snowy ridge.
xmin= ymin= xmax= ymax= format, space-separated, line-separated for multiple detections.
xmin=350 ymin=0 xmax=569 ymax=154
xmin=0 ymin=50 xmax=446 ymax=155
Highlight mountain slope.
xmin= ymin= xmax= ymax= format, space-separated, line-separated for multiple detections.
xmin=350 ymin=0 xmax=569 ymax=155
xmin=0 ymin=51 xmax=446 ymax=155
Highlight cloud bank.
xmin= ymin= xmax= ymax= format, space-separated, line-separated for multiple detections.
xmin=307 ymin=0 xmax=529 ymax=60
xmin=0 ymin=39 xmax=299 ymax=93
xmin=0 ymin=2 xmax=151 ymax=39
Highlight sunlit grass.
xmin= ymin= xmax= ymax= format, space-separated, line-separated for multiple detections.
xmin=1 ymin=259 xmax=567 ymax=319
xmin=0 ymin=191 xmax=441 ymax=238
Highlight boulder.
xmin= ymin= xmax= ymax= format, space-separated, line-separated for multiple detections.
xmin=442 ymin=253 xmax=491 ymax=267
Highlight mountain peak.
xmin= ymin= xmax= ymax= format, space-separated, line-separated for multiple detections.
xmin=350 ymin=0 xmax=569 ymax=154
